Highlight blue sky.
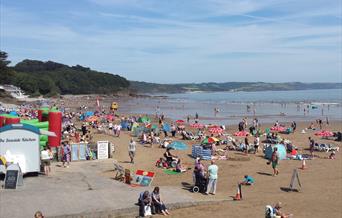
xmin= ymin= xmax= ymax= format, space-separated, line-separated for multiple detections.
xmin=0 ymin=0 xmax=341 ymax=83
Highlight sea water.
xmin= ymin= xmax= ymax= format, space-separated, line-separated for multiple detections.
xmin=119 ymin=89 xmax=342 ymax=125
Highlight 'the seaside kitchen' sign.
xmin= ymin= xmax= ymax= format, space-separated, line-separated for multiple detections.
xmin=0 ymin=124 xmax=40 ymax=173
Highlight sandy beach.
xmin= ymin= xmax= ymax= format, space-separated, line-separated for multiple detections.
xmin=102 ymin=121 xmax=342 ymax=218
xmin=1 ymin=95 xmax=341 ymax=218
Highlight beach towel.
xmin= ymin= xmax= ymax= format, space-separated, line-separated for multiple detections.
xmin=163 ymin=169 xmax=181 ymax=175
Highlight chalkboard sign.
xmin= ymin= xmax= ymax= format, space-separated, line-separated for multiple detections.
xmin=289 ymin=169 xmax=302 ymax=191
xmin=4 ymin=170 xmax=19 ymax=189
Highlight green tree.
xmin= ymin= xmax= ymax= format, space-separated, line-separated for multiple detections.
xmin=0 ymin=51 xmax=16 ymax=84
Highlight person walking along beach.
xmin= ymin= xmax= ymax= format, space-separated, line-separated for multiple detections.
xmin=62 ymin=141 xmax=71 ymax=168
xmin=270 ymin=147 xmax=279 ymax=176
xmin=128 ymin=138 xmax=136 ymax=164
xmin=206 ymin=160 xmax=218 ymax=195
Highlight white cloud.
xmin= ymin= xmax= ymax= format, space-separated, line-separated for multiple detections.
xmin=1 ymin=0 xmax=341 ymax=83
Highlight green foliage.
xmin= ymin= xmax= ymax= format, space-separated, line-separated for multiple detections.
xmin=0 ymin=52 xmax=130 ymax=96
xmin=0 ymin=51 xmax=16 ymax=84
xmin=13 ymin=59 xmax=130 ymax=95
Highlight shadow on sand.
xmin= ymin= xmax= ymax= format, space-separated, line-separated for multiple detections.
xmin=257 ymin=172 xmax=273 ymax=176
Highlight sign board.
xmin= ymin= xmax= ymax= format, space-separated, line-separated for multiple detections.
xmin=97 ymin=141 xmax=109 ymax=160
xmin=289 ymin=169 xmax=302 ymax=191
xmin=4 ymin=170 xmax=19 ymax=189
xmin=132 ymin=170 xmax=155 ymax=186
xmin=4 ymin=163 xmax=23 ymax=189
xmin=0 ymin=124 xmax=40 ymax=173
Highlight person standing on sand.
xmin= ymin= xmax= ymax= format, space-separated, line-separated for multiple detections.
xmin=128 ymin=138 xmax=136 ymax=164
xmin=291 ymin=121 xmax=296 ymax=132
xmin=206 ymin=160 xmax=218 ymax=195
xmin=244 ymin=137 xmax=249 ymax=154
xmin=62 ymin=141 xmax=71 ymax=168
xmin=254 ymin=135 xmax=260 ymax=154
xmin=270 ymin=147 xmax=279 ymax=176
xmin=309 ymin=137 xmax=315 ymax=158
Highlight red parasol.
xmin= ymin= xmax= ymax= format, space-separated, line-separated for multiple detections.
xmin=176 ymin=120 xmax=185 ymax=124
xmin=190 ymin=123 xmax=204 ymax=128
xmin=209 ymin=127 xmax=223 ymax=134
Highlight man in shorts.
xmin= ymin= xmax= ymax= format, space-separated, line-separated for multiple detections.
xmin=128 ymin=138 xmax=136 ymax=164
xmin=271 ymin=147 xmax=279 ymax=176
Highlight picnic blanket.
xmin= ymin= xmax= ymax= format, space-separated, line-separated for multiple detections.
xmin=163 ymin=169 xmax=181 ymax=175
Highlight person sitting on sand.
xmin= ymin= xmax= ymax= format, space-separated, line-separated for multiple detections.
xmin=175 ymin=159 xmax=186 ymax=173
xmin=273 ymin=202 xmax=293 ymax=218
xmin=274 ymin=120 xmax=279 ymax=127
xmin=155 ymin=158 xmax=168 ymax=168
xmin=329 ymin=151 xmax=336 ymax=159
xmin=240 ymin=175 xmax=255 ymax=185
xmin=308 ymin=122 xmax=315 ymax=130
xmin=164 ymin=148 xmax=177 ymax=167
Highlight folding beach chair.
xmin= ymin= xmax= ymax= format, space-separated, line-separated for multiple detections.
xmin=113 ymin=162 xmax=125 ymax=181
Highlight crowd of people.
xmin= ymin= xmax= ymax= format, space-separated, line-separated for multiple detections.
xmin=1 ymin=100 xmax=340 ymax=218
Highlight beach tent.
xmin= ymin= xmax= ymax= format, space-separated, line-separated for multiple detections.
xmin=132 ymin=126 xmax=145 ymax=137
xmin=9 ymin=111 xmax=18 ymax=116
xmin=121 ymin=121 xmax=129 ymax=129
xmin=169 ymin=141 xmax=188 ymax=150
xmin=264 ymin=144 xmax=287 ymax=160
xmin=85 ymin=111 xmax=94 ymax=117
xmin=162 ymin=123 xmax=170 ymax=132
xmin=138 ymin=116 xmax=151 ymax=123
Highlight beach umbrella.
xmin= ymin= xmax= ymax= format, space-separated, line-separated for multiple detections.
xmin=234 ymin=131 xmax=249 ymax=137
xmin=190 ymin=123 xmax=204 ymax=128
xmin=208 ymin=125 xmax=220 ymax=129
xmin=264 ymin=144 xmax=287 ymax=160
xmin=202 ymin=137 xmax=219 ymax=144
xmin=315 ymin=130 xmax=333 ymax=137
xmin=209 ymin=127 xmax=223 ymax=134
xmin=162 ymin=123 xmax=171 ymax=132
xmin=176 ymin=120 xmax=185 ymax=124
xmin=270 ymin=126 xmax=286 ymax=132
xmin=169 ymin=141 xmax=188 ymax=150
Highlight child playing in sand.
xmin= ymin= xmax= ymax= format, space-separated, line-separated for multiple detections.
xmin=240 ymin=175 xmax=255 ymax=185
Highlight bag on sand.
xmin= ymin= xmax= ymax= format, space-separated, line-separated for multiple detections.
xmin=144 ymin=205 xmax=152 ymax=216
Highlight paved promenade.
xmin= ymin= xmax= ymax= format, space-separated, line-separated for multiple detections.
xmin=0 ymin=160 xmax=197 ymax=218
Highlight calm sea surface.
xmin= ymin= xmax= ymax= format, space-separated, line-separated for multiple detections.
xmin=119 ymin=89 xmax=342 ymax=125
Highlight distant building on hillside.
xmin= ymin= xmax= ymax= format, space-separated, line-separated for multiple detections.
xmin=0 ymin=84 xmax=28 ymax=99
